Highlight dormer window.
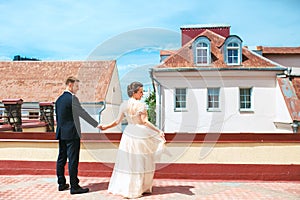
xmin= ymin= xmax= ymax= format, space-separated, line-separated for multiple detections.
xmin=193 ymin=36 xmax=211 ymax=65
xmin=223 ymin=36 xmax=243 ymax=65
xmin=227 ymin=42 xmax=239 ymax=64
xmin=196 ymin=42 xmax=208 ymax=64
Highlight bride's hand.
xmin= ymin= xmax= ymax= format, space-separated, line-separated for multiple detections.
xmin=159 ymin=131 xmax=165 ymax=137
xmin=159 ymin=131 xmax=166 ymax=143
xmin=99 ymin=125 xmax=106 ymax=130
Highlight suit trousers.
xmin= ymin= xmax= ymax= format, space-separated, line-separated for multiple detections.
xmin=56 ymin=139 xmax=80 ymax=188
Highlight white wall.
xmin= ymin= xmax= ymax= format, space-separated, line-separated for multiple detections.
xmin=155 ymin=70 xmax=292 ymax=133
xmin=264 ymin=55 xmax=300 ymax=68
xmin=105 ymin=67 xmax=122 ymax=105
xmin=100 ymin=103 xmax=122 ymax=133
xmin=81 ymin=67 xmax=122 ymax=133
xmin=80 ymin=104 xmax=103 ymax=133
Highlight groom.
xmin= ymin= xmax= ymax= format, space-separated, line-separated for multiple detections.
xmin=55 ymin=76 xmax=100 ymax=194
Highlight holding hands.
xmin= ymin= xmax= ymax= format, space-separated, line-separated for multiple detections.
xmin=98 ymin=125 xmax=107 ymax=131
xmin=159 ymin=131 xmax=166 ymax=143
xmin=96 ymin=124 xmax=108 ymax=131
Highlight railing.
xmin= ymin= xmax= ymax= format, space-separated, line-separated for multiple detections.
xmin=0 ymin=99 xmax=54 ymax=132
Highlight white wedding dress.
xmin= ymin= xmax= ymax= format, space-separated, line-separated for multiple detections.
xmin=107 ymin=98 xmax=165 ymax=198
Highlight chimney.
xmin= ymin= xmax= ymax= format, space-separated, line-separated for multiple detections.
xmin=180 ymin=24 xmax=231 ymax=46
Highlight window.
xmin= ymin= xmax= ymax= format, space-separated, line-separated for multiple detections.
xmin=240 ymin=88 xmax=252 ymax=111
xmin=227 ymin=42 xmax=239 ymax=64
xmin=175 ymin=88 xmax=187 ymax=111
xmin=207 ymin=88 xmax=220 ymax=111
xmin=193 ymin=36 xmax=210 ymax=65
xmin=223 ymin=36 xmax=243 ymax=65
xmin=196 ymin=42 xmax=208 ymax=64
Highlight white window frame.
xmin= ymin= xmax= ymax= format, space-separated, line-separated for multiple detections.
xmin=196 ymin=42 xmax=209 ymax=65
xmin=227 ymin=42 xmax=240 ymax=65
xmin=207 ymin=88 xmax=221 ymax=112
xmin=193 ymin=36 xmax=211 ymax=66
xmin=223 ymin=36 xmax=243 ymax=66
xmin=239 ymin=88 xmax=253 ymax=112
xmin=174 ymin=88 xmax=187 ymax=112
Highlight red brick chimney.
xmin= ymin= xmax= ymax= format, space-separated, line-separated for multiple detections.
xmin=180 ymin=24 xmax=231 ymax=46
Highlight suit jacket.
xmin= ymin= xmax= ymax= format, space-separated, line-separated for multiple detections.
xmin=55 ymin=91 xmax=98 ymax=140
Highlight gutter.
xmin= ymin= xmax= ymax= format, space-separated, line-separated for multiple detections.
xmin=150 ymin=69 xmax=162 ymax=130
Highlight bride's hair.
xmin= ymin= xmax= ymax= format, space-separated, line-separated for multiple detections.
xmin=127 ymin=82 xmax=143 ymax=97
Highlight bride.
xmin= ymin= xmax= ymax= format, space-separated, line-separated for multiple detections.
xmin=100 ymin=81 xmax=166 ymax=199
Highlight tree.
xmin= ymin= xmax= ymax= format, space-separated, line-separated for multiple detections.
xmin=144 ymin=91 xmax=156 ymax=125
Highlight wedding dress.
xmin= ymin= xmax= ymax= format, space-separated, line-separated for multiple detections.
xmin=107 ymin=98 xmax=165 ymax=198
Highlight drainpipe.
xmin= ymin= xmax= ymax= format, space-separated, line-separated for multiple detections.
xmin=98 ymin=101 xmax=106 ymax=132
xmin=292 ymin=121 xmax=299 ymax=133
xmin=150 ymin=69 xmax=162 ymax=130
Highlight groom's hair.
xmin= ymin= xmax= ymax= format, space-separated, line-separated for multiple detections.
xmin=65 ymin=76 xmax=80 ymax=85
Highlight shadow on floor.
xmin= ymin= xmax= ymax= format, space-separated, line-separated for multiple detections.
xmin=86 ymin=181 xmax=109 ymax=193
xmin=150 ymin=185 xmax=195 ymax=196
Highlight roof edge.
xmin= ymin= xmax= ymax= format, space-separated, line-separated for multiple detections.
xmin=152 ymin=67 xmax=286 ymax=72
xmin=180 ymin=24 xmax=231 ymax=29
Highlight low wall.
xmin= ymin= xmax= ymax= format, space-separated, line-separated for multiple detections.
xmin=0 ymin=132 xmax=300 ymax=180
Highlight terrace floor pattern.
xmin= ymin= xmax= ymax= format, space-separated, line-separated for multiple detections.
xmin=0 ymin=175 xmax=299 ymax=200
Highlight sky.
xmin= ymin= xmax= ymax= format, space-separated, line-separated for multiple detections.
xmin=1 ymin=0 xmax=299 ymax=98
xmin=1 ymin=0 xmax=299 ymax=61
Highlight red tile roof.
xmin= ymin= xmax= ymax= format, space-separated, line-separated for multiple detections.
xmin=259 ymin=46 xmax=300 ymax=54
xmin=0 ymin=60 xmax=116 ymax=102
xmin=277 ymin=77 xmax=300 ymax=121
xmin=292 ymin=77 xmax=300 ymax=100
xmin=156 ymin=30 xmax=282 ymax=69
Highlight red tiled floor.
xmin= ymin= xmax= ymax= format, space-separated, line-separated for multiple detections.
xmin=0 ymin=175 xmax=299 ymax=200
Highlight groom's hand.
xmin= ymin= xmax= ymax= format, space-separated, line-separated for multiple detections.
xmin=97 ymin=124 xmax=106 ymax=130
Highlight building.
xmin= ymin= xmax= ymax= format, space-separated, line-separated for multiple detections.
xmin=255 ymin=46 xmax=300 ymax=132
xmin=0 ymin=60 xmax=122 ymax=132
xmin=151 ymin=24 xmax=297 ymax=133
xmin=255 ymin=46 xmax=300 ymax=75
xmin=1 ymin=31 xmax=299 ymax=182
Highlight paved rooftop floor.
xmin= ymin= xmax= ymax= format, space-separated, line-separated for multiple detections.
xmin=0 ymin=175 xmax=299 ymax=200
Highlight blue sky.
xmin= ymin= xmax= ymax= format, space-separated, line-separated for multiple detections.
xmin=1 ymin=0 xmax=299 ymax=61
xmin=1 ymin=0 xmax=299 ymax=98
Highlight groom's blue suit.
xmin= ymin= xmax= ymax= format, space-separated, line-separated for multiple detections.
xmin=55 ymin=91 xmax=98 ymax=188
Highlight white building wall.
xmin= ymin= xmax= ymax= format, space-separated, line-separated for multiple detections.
xmin=82 ymin=66 xmax=122 ymax=133
xmin=100 ymin=103 xmax=122 ymax=133
xmin=80 ymin=105 xmax=102 ymax=133
xmin=264 ymin=55 xmax=300 ymax=68
xmin=156 ymin=70 xmax=292 ymax=133
xmin=99 ymin=67 xmax=122 ymax=133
